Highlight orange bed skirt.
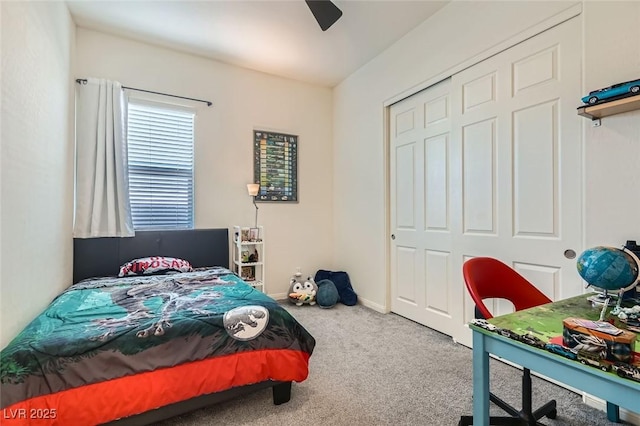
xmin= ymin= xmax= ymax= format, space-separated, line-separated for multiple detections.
xmin=2 ymin=348 xmax=310 ymax=425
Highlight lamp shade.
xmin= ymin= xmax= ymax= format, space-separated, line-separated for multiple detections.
xmin=247 ymin=183 xmax=259 ymax=197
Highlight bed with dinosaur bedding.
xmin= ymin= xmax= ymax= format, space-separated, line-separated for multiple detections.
xmin=0 ymin=229 xmax=315 ymax=425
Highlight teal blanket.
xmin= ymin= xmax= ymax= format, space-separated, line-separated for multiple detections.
xmin=1 ymin=267 xmax=315 ymax=408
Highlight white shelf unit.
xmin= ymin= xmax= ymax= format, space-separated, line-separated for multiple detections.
xmin=231 ymin=225 xmax=265 ymax=292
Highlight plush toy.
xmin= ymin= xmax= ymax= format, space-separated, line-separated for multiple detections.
xmin=288 ymin=274 xmax=318 ymax=306
xmin=316 ymin=279 xmax=339 ymax=309
xmin=314 ymin=270 xmax=358 ymax=306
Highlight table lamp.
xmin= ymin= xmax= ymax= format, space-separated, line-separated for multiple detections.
xmin=247 ymin=183 xmax=260 ymax=228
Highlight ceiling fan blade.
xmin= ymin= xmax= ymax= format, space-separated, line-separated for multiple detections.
xmin=305 ymin=0 xmax=343 ymax=31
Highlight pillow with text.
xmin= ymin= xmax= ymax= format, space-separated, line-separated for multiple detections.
xmin=118 ymin=256 xmax=193 ymax=277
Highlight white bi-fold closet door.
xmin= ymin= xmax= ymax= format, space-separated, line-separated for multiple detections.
xmin=390 ymin=17 xmax=583 ymax=346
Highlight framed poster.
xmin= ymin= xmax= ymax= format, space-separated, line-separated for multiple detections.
xmin=253 ymin=130 xmax=298 ymax=202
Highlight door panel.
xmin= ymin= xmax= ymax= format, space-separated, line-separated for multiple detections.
xmin=463 ymin=72 xmax=497 ymax=111
xmin=396 ymin=143 xmax=417 ymax=228
xmin=512 ymin=45 xmax=558 ymax=95
xmin=513 ymin=101 xmax=558 ymax=236
xmin=425 ymin=250 xmax=451 ymax=314
xmin=462 ymin=119 xmax=497 ymax=234
xmin=425 ymin=134 xmax=449 ymax=230
xmin=514 ymin=262 xmax=560 ymax=301
xmin=396 ymin=246 xmax=418 ymax=304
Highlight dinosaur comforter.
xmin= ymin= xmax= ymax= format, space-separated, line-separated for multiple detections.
xmin=0 ymin=267 xmax=315 ymax=425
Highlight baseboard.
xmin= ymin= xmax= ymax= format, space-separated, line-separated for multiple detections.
xmin=582 ymin=393 xmax=640 ymax=425
xmin=358 ymin=297 xmax=389 ymax=313
xmin=270 ymin=292 xmax=288 ymax=301
xmin=274 ymin=292 xmax=388 ymax=313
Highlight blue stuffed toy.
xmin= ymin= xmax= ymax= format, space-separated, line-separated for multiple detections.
xmin=316 ymin=279 xmax=339 ymax=308
xmin=314 ymin=270 xmax=358 ymax=306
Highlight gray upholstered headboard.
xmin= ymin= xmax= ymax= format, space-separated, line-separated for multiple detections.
xmin=73 ymin=229 xmax=229 ymax=283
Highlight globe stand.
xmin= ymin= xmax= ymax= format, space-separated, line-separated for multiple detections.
xmin=587 ymin=291 xmax=617 ymax=307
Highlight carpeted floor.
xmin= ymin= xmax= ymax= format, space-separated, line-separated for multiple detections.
xmin=157 ymin=303 xmax=632 ymax=425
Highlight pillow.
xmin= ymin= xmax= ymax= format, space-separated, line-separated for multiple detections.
xmin=316 ymin=279 xmax=339 ymax=309
xmin=314 ymin=269 xmax=358 ymax=306
xmin=118 ymin=256 xmax=193 ymax=277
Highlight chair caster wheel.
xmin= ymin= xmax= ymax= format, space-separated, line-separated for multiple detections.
xmin=547 ymin=409 xmax=557 ymax=419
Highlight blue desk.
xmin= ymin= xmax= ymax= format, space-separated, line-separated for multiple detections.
xmin=471 ymin=297 xmax=640 ymax=425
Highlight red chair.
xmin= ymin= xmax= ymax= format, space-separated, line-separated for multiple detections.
xmin=459 ymin=257 xmax=557 ymax=426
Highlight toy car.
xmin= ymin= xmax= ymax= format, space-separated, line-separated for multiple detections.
xmin=577 ymin=349 xmax=610 ymax=372
xmin=545 ymin=343 xmax=578 ymax=360
xmin=497 ymin=328 xmax=522 ymax=341
xmin=470 ymin=318 xmax=498 ymax=332
xmin=614 ymin=363 xmax=640 ymax=382
xmin=581 ymin=78 xmax=640 ymax=105
xmin=520 ymin=332 xmax=546 ymax=349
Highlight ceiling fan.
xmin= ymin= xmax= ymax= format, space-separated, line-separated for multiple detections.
xmin=305 ymin=0 xmax=343 ymax=31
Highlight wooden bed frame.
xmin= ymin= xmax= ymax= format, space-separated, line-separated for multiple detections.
xmin=72 ymin=229 xmax=292 ymax=425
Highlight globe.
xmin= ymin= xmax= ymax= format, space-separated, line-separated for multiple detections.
xmin=576 ymin=246 xmax=639 ymax=292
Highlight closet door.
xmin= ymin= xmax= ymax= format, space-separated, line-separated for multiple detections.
xmin=389 ymin=17 xmax=582 ymax=345
xmin=450 ymin=17 xmax=582 ymax=345
xmin=390 ymin=79 xmax=456 ymax=336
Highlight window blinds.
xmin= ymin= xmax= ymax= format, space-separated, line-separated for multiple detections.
xmin=127 ymin=101 xmax=195 ymax=230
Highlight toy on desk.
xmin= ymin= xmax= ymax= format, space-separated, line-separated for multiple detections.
xmin=621 ymin=317 xmax=640 ymax=334
xmin=520 ymin=332 xmax=546 ymax=349
xmin=288 ymin=272 xmax=318 ymax=306
xmin=613 ymin=304 xmax=640 ymax=333
xmin=469 ymin=318 xmax=497 ymax=332
xmin=613 ymin=363 xmax=640 ymax=383
xmin=563 ymin=317 xmax=636 ymax=364
xmin=545 ymin=343 xmax=578 ymax=360
xmin=581 ymin=78 xmax=640 ymax=105
xmin=470 ymin=320 xmax=546 ymax=349
xmin=615 ymin=305 xmax=640 ymax=320
xmin=497 ymin=328 xmax=522 ymax=341
xmin=576 ymin=349 xmax=611 ymax=372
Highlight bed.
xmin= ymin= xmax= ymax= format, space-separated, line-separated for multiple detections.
xmin=0 ymin=229 xmax=315 ymax=425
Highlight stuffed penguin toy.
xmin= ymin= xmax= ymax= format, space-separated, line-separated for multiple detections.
xmin=288 ymin=274 xmax=318 ymax=306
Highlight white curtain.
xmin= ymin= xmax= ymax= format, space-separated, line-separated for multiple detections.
xmin=74 ymin=78 xmax=134 ymax=238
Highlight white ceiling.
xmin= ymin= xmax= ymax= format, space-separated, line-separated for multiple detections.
xmin=66 ymin=0 xmax=449 ymax=87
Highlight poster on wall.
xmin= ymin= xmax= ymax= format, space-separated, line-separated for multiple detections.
xmin=253 ymin=130 xmax=298 ymax=202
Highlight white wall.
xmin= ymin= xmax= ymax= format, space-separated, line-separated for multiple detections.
xmin=583 ymin=1 xmax=640 ymax=248
xmin=333 ymin=1 xmax=640 ymax=310
xmin=75 ymin=28 xmax=334 ymax=298
xmin=0 ymin=2 xmax=75 ymax=348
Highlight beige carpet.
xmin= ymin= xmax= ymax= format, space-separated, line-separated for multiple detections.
xmin=157 ymin=302 xmax=629 ymax=426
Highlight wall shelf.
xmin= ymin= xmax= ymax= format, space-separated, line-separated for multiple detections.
xmin=577 ymin=94 xmax=640 ymax=120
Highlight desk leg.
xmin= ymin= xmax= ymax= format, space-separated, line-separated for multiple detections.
xmin=606 ymin=401 xmax=620 ymax=423
xmin=472 ymin=331 xmax=490 ymax=426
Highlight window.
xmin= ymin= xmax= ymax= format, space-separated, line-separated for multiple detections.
xmin=126 ymin=101 xmax=195 ymax=230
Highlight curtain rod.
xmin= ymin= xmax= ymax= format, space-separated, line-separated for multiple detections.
xmin=75 ymin=79 xmax=212 ymax=107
